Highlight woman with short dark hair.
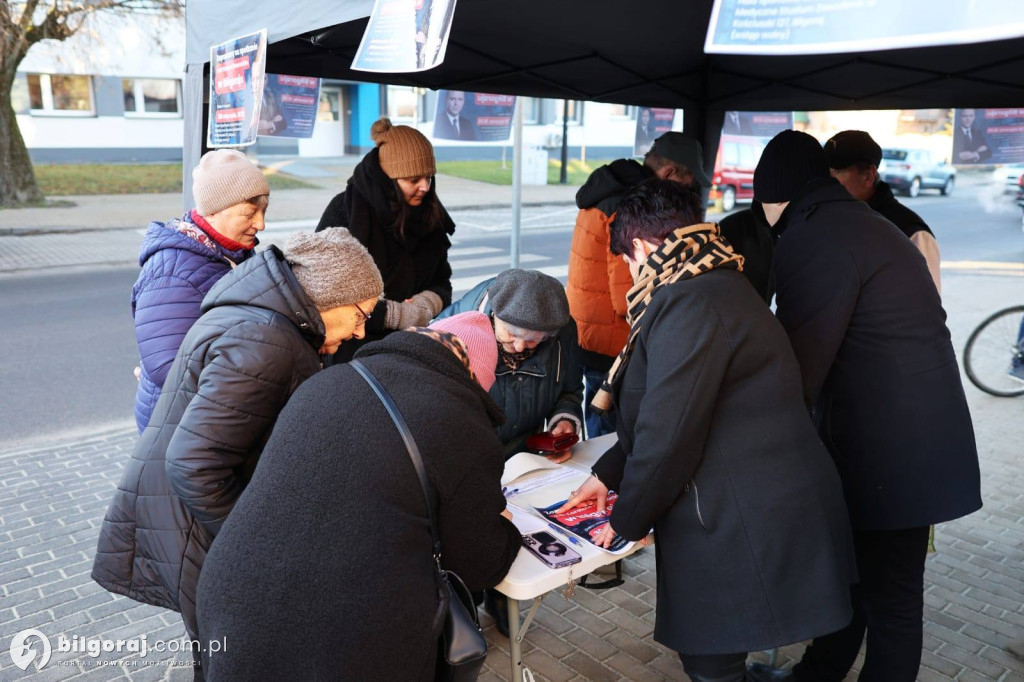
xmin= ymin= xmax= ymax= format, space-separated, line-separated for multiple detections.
xmin=560 ymin=178 xmax=856 ymax=682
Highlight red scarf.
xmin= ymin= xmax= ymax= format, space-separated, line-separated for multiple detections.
xmin=190 ymin=210 xmax=252 ymax=252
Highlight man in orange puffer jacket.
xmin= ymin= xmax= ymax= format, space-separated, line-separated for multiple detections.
xmin=567 ymin=132 xmax=710 ymax=438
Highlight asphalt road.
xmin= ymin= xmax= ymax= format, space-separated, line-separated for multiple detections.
xmin=0 ymin=185 xmax=1020 ymax=448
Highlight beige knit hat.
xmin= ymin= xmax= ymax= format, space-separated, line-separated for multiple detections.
xmin=371 ymin=117 xmax=436 ymax=179
xmin=192 ymin=150 xmax=271 ymax=216
xmin=283 ymin=228 xmax=384 ymax=312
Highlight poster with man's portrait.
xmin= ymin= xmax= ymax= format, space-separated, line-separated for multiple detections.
xmin=953 ymin=108 xmax=1024 ymax=165
xmin=258 ymin=74 xmax=322 ymax=139
xmin=721 ymin=111 xmax=793 ymax=138
xmin=352 ymin=0 xmax=458 ymax=73
xmin=634 ymin=108 xmax=675 ymax=156
xmin=432 ymin=90 xmax=516 ymax=142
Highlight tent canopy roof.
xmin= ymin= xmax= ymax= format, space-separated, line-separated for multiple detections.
xmin=196 ymin=1 xmax=1024 ymax=112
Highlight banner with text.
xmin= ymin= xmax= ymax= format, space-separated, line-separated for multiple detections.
xmin=432 ymin=90 xmax=516 ymax=142
xmin=952 ymin=108 xmax=1024 ymax=165
xmin=258 ymin=74 xmax=322 ymax=139
xmin=706 ymin=0 xmax=1024 ymax=55
xmin=352 ymin=0 xmax=458 ymax=72
xmin=208 ymin=29 xmax=267 ymax=148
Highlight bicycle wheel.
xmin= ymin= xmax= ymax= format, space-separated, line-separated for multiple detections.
xmin=963 ymin=305 xmax=1024 ymax=397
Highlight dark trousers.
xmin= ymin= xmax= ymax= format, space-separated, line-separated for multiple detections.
xmin=793 ymin=526 xmax=930 ymax=682
xmin=679 ymin=652 xmax=748 ymax=682
xmin=582 ymin=365 xmax=616 ymax=439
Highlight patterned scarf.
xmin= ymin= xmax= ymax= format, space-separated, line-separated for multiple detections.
xmin=498 ymin=345 xmax=537 ymax=372
xmin=591 ymin=222 xmax=744 ymax=413
xmin=409 ymin=327 xmax=476 ymax=383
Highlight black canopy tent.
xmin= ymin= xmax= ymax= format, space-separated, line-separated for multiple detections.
xmin=183 ymin=0 xmax=1024 ymax=206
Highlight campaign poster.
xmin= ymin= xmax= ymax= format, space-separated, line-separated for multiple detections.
xmin=952 ymin=108 xmax=1024 ymax=165
xmin=721 ymin=111 xmax=793 ymax=138
xmin=536 ymin=492 xmax=630 ymax=553
xmin=208 ymin=29 xmax=267 ymax=148
xmin=258 ymin=74 xmax=322 ymax=139
xmin=634 ymin=107 xmax=676 ymax=156
xmin=705 ymin=0 xmax=1024 ymax=55
xmin=432 ymin=90 xmax=516 ymax=142
xmin=352 ymin=0 xmax=458 ymax=73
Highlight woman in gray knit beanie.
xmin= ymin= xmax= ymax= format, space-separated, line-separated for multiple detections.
xmin=284 ymin=229 xmax=384 ymax=355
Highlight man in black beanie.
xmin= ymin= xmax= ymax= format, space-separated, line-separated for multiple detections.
xmin=747 ymin=130 xmax=982 ymax=682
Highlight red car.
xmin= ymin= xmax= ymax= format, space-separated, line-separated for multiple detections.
xmin=709 ymin=135 xmax=766 ymax=212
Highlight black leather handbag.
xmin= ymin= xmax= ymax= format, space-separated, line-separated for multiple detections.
xmin=351 ymin=360 xmax=489 ymax=682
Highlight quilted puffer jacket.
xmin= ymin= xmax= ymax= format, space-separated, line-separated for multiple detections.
xmin=131 ymin=211 xmax=252 ymax=432
xmin=93 ymin=247 xmax=324 ymax=639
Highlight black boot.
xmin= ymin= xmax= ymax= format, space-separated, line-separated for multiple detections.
xmin=747 ymin=662 xmax=793 ymax=681
xmin=482 ymin=588 xmax=510 ymax=637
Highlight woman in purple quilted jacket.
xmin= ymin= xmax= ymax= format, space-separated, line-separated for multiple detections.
xmin=132 ymin=150 xmax=270 ymax=432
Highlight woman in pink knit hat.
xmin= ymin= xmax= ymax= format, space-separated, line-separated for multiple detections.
xmin=195 ymin=312 xmax=518 ymax=680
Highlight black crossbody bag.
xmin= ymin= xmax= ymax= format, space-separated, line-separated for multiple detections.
xmin=350 ymin=360 xmax=488 ymax=682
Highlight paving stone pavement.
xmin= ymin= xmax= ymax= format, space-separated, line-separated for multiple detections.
xmin=0 ymin=270 xmax=1022 ymax=681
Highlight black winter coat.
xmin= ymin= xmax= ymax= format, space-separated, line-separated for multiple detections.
xmin=717 ymin=201 xmax=775 ymax=303
xmin=92 ymin=247 xmax=325 ymax=638
xmin=317 ymin=147 xmax=455 ymax=361
xmin=592 ymin=269 xmax=855 ymax=655
xmin=196 ymin=332 xmax=520 ymax=680
xmin=773 ymin=178 xmax=981 ymax=530
xmin=435 ymin=277 xmax=584 ymax=458
xmin=866 ymin=180 xmax=934 ymax=240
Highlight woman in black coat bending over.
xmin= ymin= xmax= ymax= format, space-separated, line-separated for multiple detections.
xmin=196 ymin=312 xmax=520 ymax=680
xmin=560 ymin=179 xmax=856 ymax=682
xmin=317 ymin=116 xmax=456 ymax=362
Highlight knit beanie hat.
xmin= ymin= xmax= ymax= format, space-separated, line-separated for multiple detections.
xmin=283 ymin=228 xmax=383 ymax=312
xmin=192 ymin=150 xmax=271 ymax=216
xmin=753 ymin=130 xmax=831 ymax=203
xmin=429 ymin=312 xmax=498 ymax=391
xmin=824 ymin=130 xmax=883 ymax=169
xmin=488 ymin=269 xmax=570 ymax=333
xmin=371 ymin=117 xmax=436 ymax=179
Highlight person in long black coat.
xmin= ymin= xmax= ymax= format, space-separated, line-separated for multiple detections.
xmin=196 ymin=316 xmax=520 ymax=680
xmin=563 ymin=179 xmax=855 ymax=682
xmin=748 ymin=130 xmax=981 ymax=682
xmin=317 ymin=116 xmax=456 ymax=362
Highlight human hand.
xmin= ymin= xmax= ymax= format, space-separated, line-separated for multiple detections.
xmin=500 ymin=507 xmax=513 ymax=521
xmin=134 ymin=366 xmax=141 ymax=383
xmin=554 ymin=474 xmax=608 ymax=514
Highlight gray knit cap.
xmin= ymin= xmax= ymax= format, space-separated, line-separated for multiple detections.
xmin=192 ymin=149 xmax=270 ymax=216
xmin=488 ymin=269 xmax=570 ymax=333
xmin=284 ymin=229 xmax=383 ymax=311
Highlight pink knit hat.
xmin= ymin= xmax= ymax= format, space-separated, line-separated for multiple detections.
xmin=429 ymin=312 xmax=498 ymax=391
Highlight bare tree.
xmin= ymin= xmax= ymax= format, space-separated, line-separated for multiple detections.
xmin=0 ymin=0 xmax=182 ymax=206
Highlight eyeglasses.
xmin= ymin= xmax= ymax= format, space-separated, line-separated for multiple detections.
xmin=353 ymin=301 xmax=373 ymax=324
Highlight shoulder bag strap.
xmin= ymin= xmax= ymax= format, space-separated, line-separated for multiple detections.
xmin=350 ymin=360 xmax=444 ymax=565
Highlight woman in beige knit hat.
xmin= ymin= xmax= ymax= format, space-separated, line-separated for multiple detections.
xmin=316 ymin=116 xmax=456 ymax=363
xmin=131 ymin=149 xmax=271 ymax=433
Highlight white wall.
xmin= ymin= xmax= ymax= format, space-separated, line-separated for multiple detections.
xmin=16 ymin=115 xmax=183 ymax=150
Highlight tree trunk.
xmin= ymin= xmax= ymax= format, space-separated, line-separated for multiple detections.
xmin=0 ymin=67 xmax=43 ymax=206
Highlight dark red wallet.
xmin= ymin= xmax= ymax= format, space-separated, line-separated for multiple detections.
xmin=526 ymin=431 xmax=579 ymax=454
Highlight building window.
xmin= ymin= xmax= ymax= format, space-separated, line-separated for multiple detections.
xmin=122 ymin=78 xmax=181 ymax=116
xmin=557 ymin=99 xmax=584 ymax=125
xmin=521 ymin=98 xmax=540 ymax=125
xmin=609 ymin=104 xmax=634 ymax=119
xmin=26 ymin=74 xmax=94 ymax=115
xmin=387 ymin=85 xmax=418 ymax=124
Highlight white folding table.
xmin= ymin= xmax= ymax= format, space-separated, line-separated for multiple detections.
xmin=495 ymin=434 xmax=652 ymax=682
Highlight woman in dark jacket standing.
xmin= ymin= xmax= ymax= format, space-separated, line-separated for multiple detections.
xmin=317 ymin=116 xmax=456 ymax=362
xmin=561 ymin=180 xmax=856 ymax=682
xmin=132 ymin=150 xmax=269 ymax=431
xmin=196 ymin=313 xmax=520 ymax=680
xmin=93 ymin=230 xmax=383 ymax=680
